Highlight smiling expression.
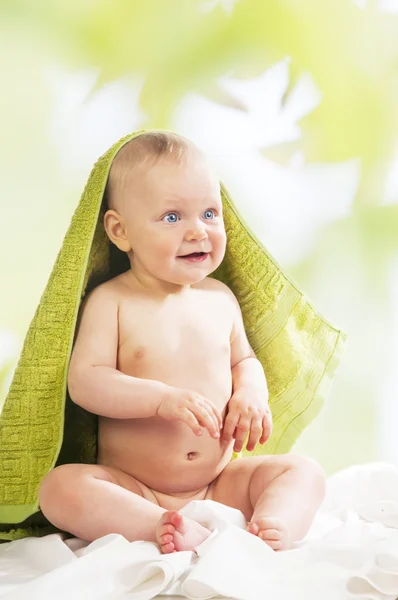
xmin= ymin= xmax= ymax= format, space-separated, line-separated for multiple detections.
xmin=105 ymin=149 xmax=227 ymax=291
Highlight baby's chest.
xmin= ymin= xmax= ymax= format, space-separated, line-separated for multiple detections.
xmin=117 ymin=300 xmax=233 ymax=372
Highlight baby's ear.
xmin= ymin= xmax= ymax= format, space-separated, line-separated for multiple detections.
xmin=103 ymin=209 xmax=132 ymax=252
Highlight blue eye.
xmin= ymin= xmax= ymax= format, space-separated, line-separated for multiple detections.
xmin=163 ymin=213 xmax=179 ymax=223
xmin=204 ymin=209 xmax=215 ymax=220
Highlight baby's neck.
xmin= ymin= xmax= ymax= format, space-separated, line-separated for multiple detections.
xmin=125 ymin=268 xmax=192 ymax=298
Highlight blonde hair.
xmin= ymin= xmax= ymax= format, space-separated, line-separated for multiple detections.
xmin=105 ymin=131 xmax=192 ymax=210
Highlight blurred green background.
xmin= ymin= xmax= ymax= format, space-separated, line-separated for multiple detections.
xmin=1 ymin=0 xmax=398 ymax=474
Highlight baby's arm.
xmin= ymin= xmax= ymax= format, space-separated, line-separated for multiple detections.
xmin=221 ymin=286 xmax=272 ymax=451
xmin=68 ymin=285 xmax=221 ymax=436
xmin=68 ymin=285 xmax=168 ymax=418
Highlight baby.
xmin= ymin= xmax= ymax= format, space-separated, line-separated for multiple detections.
xmin=38 ymin=131 xmax=326 ymax=553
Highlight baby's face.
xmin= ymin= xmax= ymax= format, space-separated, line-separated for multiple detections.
xmin=119 ymin=151 xmax=227 ymax=288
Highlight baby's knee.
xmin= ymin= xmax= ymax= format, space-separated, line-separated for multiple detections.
xmin=255 ymin=454 xmax=326 ymax=495
xmin=38 ymin=464 xmax=82 ymax=519
xmin=39 ymin=463 xmax=113 ymax=524
xmin=285 ymin=453 xmax=326 ymax=496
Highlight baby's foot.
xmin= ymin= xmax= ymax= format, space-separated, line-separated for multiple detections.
xmin=156 ymin=511 xmax=211 ymax=553
xmin=248 ymin=516 xmax=291 ymax=551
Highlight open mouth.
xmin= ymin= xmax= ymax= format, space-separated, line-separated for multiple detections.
xmin=178 ymin=252 xmax=209 ymax=262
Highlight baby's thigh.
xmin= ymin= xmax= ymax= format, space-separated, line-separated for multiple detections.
xmin=38 ymin=463 xmax=153 ymax=516
xmin=208 ymin=455 xmax=294 ymax=520
xmin=207 ymin=456 xmax=265 ymax=520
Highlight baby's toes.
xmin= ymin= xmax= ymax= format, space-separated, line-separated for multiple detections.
xmin=158 ymin=523 xmax=175 ymax=538
xmin=258 ymin=528 xmax=281 ymax=542
xmin=156 ymin=520 xmax=177 ymax=554
xmin=248 ymin=517 xmax=279 ymax=534
xmin=247 ymin=521 xmax=259 ymax=535
xmin=160 ymin=540 xmax=175 ymax=553
xmin=248 ymin=517 xmax=291 ymax=550
xmin=159 ymin=533 xmax=173 ymax=545
xmin=265 ymin=539 xmax=284 ymax=551
xmin=158 ymin=530 xmax=176 ymax=553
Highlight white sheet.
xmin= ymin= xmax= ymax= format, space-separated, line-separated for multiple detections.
xmin=1 ymin=462 xmax=398 ymax=600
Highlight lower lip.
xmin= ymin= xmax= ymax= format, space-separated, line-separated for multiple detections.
xmin=178 ymin=253 xmax=209 ymax=263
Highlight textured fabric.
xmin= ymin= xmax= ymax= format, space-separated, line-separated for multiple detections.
xmin=0 ymin=129 xmax=346 ymax=539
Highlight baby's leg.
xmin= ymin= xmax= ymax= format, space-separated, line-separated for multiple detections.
xmin=246 ymin=454 xmax=325 ymax=549
xmin=39 ymin=464 xmax=210 ymax=549
xmin=209 ymin=454 xmax=325 ymax=550
xmin=39 ymin=463 xmax=165 ymax=542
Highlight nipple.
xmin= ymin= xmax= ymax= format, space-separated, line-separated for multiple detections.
xmin=133 ymin=347 xmax=145 ymax=360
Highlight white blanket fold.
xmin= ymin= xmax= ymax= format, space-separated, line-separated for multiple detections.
xmin=1 ymin=462 xmax=398 ymax=600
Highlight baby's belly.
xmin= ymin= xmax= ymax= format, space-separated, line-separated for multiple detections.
xmin=97 ymin=416 xmax=234 ymax=494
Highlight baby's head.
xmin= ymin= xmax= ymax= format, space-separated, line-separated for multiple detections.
xmin=104 ymin=131 xmax=226 ymax=291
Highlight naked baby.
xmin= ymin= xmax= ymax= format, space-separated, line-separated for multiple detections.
xmin=39 ymin=131 xmax=326 ymax=553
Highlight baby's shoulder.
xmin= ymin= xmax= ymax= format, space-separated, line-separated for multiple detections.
xmin=81 ymin=276 xmax=124 ymax=313
xmin=199 ymin=277 xmax=239 ymax=307
xmin=200 ymin=276 xmax=229 ymax=292
xmin=94 ymin=272 xmax=138 ymax=297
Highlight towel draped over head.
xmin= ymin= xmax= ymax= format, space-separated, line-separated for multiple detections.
xmin=0 ymin=130 xmax=346 ymax=540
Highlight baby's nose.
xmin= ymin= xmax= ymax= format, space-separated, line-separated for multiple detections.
xmin=185 ymin=223 xmax=208 ymax=241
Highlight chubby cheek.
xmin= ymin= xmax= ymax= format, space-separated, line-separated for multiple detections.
xmin=212 ymin=229 xmax=227 ymax=260
xmin=148 ymin=236 xmax=179 ymax=264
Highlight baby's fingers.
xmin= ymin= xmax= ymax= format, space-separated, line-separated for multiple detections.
xmin=207 ymin=401 xmax=223 ymax=433
xmin=260 ymin=414 xmax=273 ymax=444
xmin=210 ymin=403 xmax=223 ymax=431
xmin=195 ymin=405 xmax=220 ymax=439
xmin=233 ymin=418 xmax=251 ymax=453
xmin=222 ymin=411 xmax=239 ymax=444
xmin=181 ymin=409 xmax=203 ymax=437
xmin=246 ymin=418 xmax=263 ymax=452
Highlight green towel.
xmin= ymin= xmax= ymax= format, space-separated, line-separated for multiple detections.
xmin=0 ymin=130 xmax=346 ymax=540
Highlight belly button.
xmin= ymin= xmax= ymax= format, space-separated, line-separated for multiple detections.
xmin=186 ymin=452 xmax=198 ymax=461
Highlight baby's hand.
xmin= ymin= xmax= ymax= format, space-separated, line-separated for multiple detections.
xmin=222 ymin=387 xmax=272 ymax=452
xmin=157 ymin=388 xmax=222 ymax=439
